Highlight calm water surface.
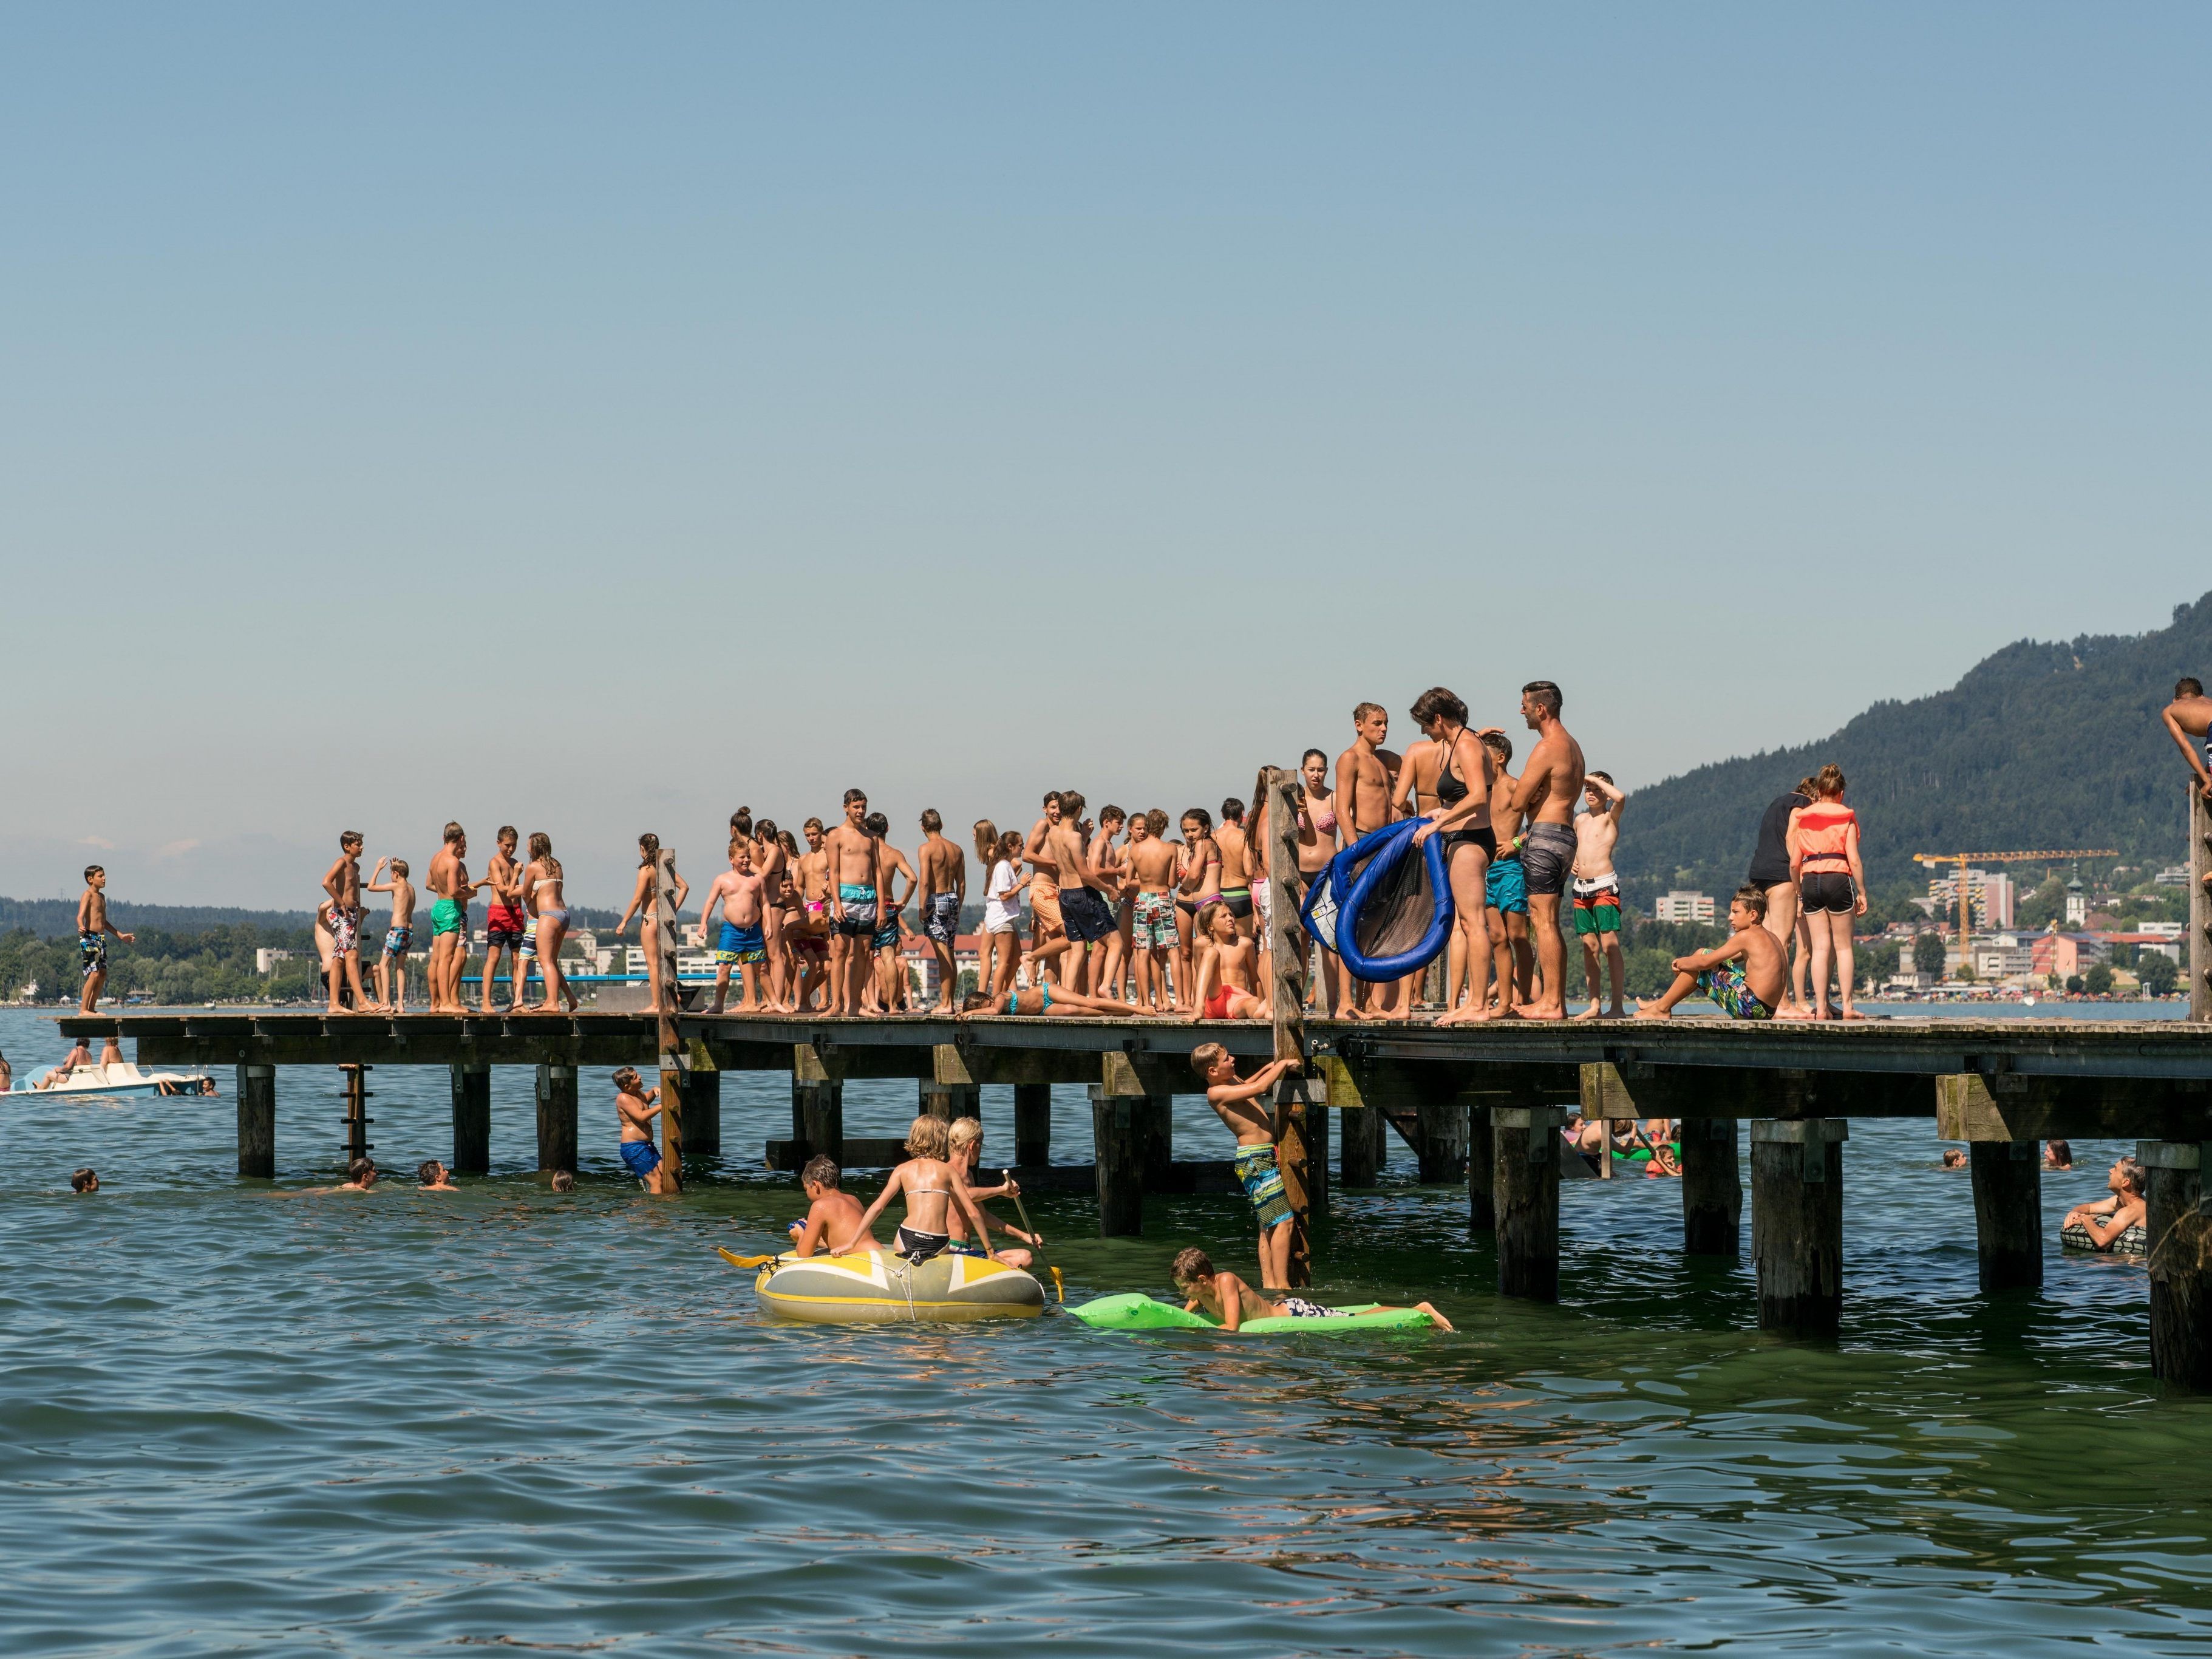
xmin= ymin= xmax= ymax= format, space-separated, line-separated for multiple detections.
xmin=2 ymin=1004 xmax=2208 ymax=1655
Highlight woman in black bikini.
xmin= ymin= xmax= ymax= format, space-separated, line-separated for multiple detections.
xmin=849 ymin=1116 xmax=993 ymax=1264
xmin=1400 ymin=687 xmax=1497 ymax=1025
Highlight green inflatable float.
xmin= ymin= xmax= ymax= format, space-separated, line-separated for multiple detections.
xmin=1070 ymin=1292 xmax=1437 ymax=1335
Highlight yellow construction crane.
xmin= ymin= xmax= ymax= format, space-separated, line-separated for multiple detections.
xmin=1910 ymin=849 xmax=2117 ymax=969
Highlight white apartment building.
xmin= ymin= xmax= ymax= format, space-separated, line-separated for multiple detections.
xmin=1653 ymin=890 xmax=1714 ymax=924
xmin=1928 ymin=869 xmax=2014 ymax=929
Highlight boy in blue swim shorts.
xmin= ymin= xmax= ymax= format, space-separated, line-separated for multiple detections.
xmin=613 ymin=1066 xmax=678 ymax=1193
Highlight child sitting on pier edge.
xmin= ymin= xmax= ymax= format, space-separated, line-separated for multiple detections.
xmin=1191 ymin=1043 xmax=1304 ymax=1290
xmin=1635 ymin=886 xmax=1787 ymax=1021
xmin=1171 ymin=1247 xmax=1452 ymax=1332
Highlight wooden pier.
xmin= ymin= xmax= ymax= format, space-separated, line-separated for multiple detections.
xmin=54 ymin=1004 xmax=2212 ymax=1388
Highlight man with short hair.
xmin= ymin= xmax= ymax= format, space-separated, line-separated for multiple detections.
xmin=1334 ymin=702 xmax=1404 ymax=1018
xmin=914 ymin=809 xmax=965 ymax=1012
xmin=1500 ymin=680 xmax=1585 ymax=1020
xmin=823 ymin=790 xmax=880 ymax=1016
xmin=1571 ymin=772 xmax=1627 ymax=1019
xmin=2161 ymin=677 xmax=2212 ymax=797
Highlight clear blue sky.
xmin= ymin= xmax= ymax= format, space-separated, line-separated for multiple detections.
xmin=5 ymin=5 xmax=2205 ymax=907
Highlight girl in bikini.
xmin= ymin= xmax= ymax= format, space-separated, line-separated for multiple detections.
xmin=849 ymin=1116 xmax=993 ymax=1264
xmin=1173 ymin=811 xmax=1222 ymax=1015
xmin=1188 ymin=898 xmax=1272 ymax=1021
xmin=615 ymin=834 xmax=689 ymax=1016
xmin=1399 ymin=687 xmax=1497 ymax=1025
xmin=518 ymin=833 xmax=579 ymax=1013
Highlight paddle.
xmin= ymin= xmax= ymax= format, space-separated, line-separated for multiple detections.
xmin=1005 ymin=1170 xmax=1064 ymax=1306
xmin=717 ymin=1246 xmax=786 ymax=1270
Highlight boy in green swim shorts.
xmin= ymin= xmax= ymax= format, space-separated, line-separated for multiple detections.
xmin=1191 ymin=1042 xmax=1304 ymax=1290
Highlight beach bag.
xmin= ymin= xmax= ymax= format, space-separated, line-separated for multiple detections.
xmin=1300 ymin=820 xmax=1452 ymax=981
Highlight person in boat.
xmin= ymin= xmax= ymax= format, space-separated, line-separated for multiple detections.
xmin=849 ymin=1117 xmax=993 ymax=1264
xmin=1190 ymin=1044 xmax=1304 ymax=1290
xmin=1170 ymin=1248 xmax=1452 ymax=1332
xmin=38 ymin=1039 xmax=94 ymax=1089
xmin=71 ymin=1168 xmax=99 ymax=1193
xmin=613 ymin=1067 xmax=679 ymax=1193
xmin=1635 ymin=887 xmax=1788 ymax=1021
xmin=944 ymin=1117 xmax=1039 ymax=1268
xmin=99 ymin=1036 xmax=123 ymax=1068
xmin=1187 ymin=899 xmax=1271 ymax=1022
xmin=788 ymin=1156 xmax=877 ymax=1258
xmin=417 ymin=1160 xmax=457 ymax=1191
xmin=2063 ymin=1156 xmax=2148 ymax=1250
xmin=957 ymin=982 xmax=1140 ymax=1018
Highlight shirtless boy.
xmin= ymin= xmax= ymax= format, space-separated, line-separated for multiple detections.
xmin=75 ymin=865 xmax=133 ymax=1013
xmin=1024 ymin=792 xmax=1066 ymax=983
xmin=823 ymin=790 xmax=881 ymax=1017
xmin=1334 ymin=702 xmax=1404 ymax=1018
xmin=2160 ymin=677 xmax=2212 ymax=797
xmin=1482 ymin=732 xmax=1536 ymax=1010
xmin=321 ymin=831 xmax=370 ymax=1015
xmin=794 ymin=818 xmax=833 ymax=1006
xmin=698 ymin=837 xmax=769 ymax=1014
xmin=1188 ymin=899 xmax=1271 ymax=1021
xmin=865 ymin=812 xmax=917 ymax=1013
xmin=1501 ymin=681 xmax=1585 ymax=1020
xmin=481 ymin=826 xmax=527 ymax=1012
xmin=788 ymin=1156 xmax=878 ymax=1257
xmin=1043 ymin=792 xmax=1115 ymax=995
xmin=1636 ymin=886 xmax=1787 ymax=1021
xmin=366 ymin=856 xmax=416 ymax=1011
xmin=1189 ymin=1043 xmax=1304 ymax=1289
xmin=1126 ymin=809 xmax=1182 ymax=1011
xmin=1215 ymin=799 xmax=1255 ymax=942
xmin=914 ymin=809 xmax=965 ymax=1012
xmin=425 ymin=822 xmax=484 ymax=1015
xmin=1571 ymin=772 xmax=1627 ymax=1020
xmin=1085 ymin=805 xmax=1133 ymax=1002
xmin=1171 ymin=1247 xmax=1452 ymax=1332
xmin=613 ymin=1065 xmax=679 ymax=1194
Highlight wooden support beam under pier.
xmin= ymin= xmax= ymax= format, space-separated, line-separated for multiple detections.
xmin=2143 ymin=1140 xmax=2211 ymax=1390
xmin=451 ymin=1063 xmax=491 ymax=1175
xmin=1751 ymin=1119 xmax=1847 ymax=1338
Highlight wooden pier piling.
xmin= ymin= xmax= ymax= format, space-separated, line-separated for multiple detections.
xmin=1467 ymin=1104 xmax=1495 ymax=1231
xmin=1751 ymin=1119 xmax=1847 ymax=1337
xmin=451 ymin=1062 xmax=491 ymax=1175
xmin=2143 ymin=1139 xmax=2211 ymax=1389
xmin=236 ymin=1062 xmax=275 ymax=1179
xmin=1013 ymin=1083 xmax=1052 ymax=1167
xmin=535 ymin=1062 xmax=578 ymax=1174
xmin=1263 ymin=765 xmax=1313 ymax=1285
xmin=680 ymin=1065 xmax=721 ymax=1155
xmin=1492 ymin=1105 xmax=1564 ymax=1301
xmin=1340 ymin=1093 xmax=1386 ymax=1188
xmin=341 ymin=1065 xmax=372 ymax=1167
xmin=1091 ymin=1092 xmax=1145 ymax=1235
xmin=1678 ymin=1118 xmax=1742 ymax=1256
xmin=920 ymin=1080 xmax=979 ymax=1123
xmin=1967 ymin=1139 xmax=2043 ymax=1292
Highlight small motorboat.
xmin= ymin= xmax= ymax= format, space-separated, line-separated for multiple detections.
xmin=10 ymin=1062 xmax=217 ymax=1097
xmin=736 ymin=1248 xmax=1046 ymax=1324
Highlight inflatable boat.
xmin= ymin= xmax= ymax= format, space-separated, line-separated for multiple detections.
xmin=2061 ymin=1220 xmax=2147 ymax=1255
xmin=747 ymin=1249 xmax=1046 ymax=1324
xmin=1070 ymin=1291 xmax=1436 ymax=1335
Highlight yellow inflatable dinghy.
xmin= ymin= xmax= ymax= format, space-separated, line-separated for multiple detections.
xmin=747 ymin=1249 xmax=1046 ymax=1324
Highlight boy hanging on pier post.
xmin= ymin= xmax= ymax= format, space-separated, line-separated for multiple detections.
xmin=1635 ymin=886 xmax=1786 ymax=1020
xmin=75 ymin=865 xmax=134 ymax=1013
xmin=321 ymin=832 xmax=370 ymax=1015
xmin=366 ymin=857 xmax=416 ymax=1012
xmin=1191 ymin=1042 xmax=1303 ymax=1290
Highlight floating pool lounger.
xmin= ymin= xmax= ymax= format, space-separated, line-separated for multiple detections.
xmin=1069 ymin=1292 xmax=1437 ymax=1334
xmin=1302 ymin=820 xmax=1452 ymax=981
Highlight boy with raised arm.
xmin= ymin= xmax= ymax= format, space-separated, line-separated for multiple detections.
xmin=1190 ymin=1042 xmax=1304 ymax=1290
xmin=75 ymin=865 xmax=134 ymax=1013
xmin=1571 ymin=771 xmax=1627 ymax=1020
xmin=1636 ymin=886 xmax=1787 ymax=1021
xmin=321 ymin=831 xmax=370 ymax=1015
xmin=696 ymin=837 xmax=769 ymax=1014
xmin=366 ymin=856 xmax=416 ymax=1011
xmin=480 ymin=826 xmax=526 ymax=1012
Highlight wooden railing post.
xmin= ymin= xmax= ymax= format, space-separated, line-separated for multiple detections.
xmin=1264 ymin=766 xmax=1313 ymax=1286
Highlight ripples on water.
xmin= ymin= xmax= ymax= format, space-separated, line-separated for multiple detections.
xmin=1 ymin=1007 xmax=2208 ymax=1655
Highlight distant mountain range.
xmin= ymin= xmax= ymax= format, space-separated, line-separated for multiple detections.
xmin=1618 ymin=594 xmax=2212 ymax=904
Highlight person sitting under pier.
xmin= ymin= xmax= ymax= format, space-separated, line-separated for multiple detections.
xmin=2062 ymin=1155 xmax=2148 ymax=1250
xmin=36 ymin=1039 xmax=94 ymax=1089
xmin=788 ymin=1155 xmax=876 ymax=1258
xmin=1635 ymin=887 xmax=1786 ymax=1021
xmin=1171 ymin=1247 xmax=1453 ymax=1332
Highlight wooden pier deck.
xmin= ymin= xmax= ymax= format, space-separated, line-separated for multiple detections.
xmin=51 ymin=1006 xmax=2212 ymax=1386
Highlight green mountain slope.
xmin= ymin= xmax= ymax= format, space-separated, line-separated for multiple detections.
xmin=1618 ymin=594 xmax=2212 ymax=904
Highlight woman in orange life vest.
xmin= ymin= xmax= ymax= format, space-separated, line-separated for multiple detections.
xmin=1783 ymin=763 xmax=1868 ymax=1021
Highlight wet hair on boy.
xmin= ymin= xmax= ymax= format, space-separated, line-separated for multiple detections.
xmin=801 ymin=1154 xmax=841 ymax=1190
xmin=550 ymin=1170 xmax=576 ymax=1193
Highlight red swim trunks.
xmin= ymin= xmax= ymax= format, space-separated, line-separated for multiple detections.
xmin=486 ymin=905 xmax=526 ymax=949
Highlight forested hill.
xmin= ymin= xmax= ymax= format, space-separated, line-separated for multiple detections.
xmin=0 ymin=898 xmax=315 ymax=936
xmin=1618 ymin=594 xmax=2212 ymax=905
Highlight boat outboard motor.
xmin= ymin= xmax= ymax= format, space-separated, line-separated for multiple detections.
xmin=1300 ymin=819 xmax=1452 ymax=981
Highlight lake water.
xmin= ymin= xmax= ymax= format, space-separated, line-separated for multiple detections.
xmin=2 ymin=1003 xmax=2208 ymax=1655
